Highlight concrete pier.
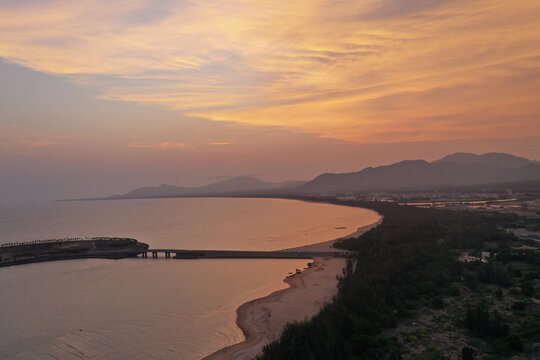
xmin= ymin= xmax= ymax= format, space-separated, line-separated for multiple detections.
xmin=135 ymin=249 xmax=341 ymax=260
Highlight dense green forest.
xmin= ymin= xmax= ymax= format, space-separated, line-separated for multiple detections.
xmin=255 ymin=199 xmax=540 ymax=359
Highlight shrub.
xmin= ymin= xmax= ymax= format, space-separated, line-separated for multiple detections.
xmin=521 ymin=281 xmax=535 ymax=297
xmin=511 ymin=301 xmax=527 ymax=311
xmin=461 ymin=346 xmax=475 ymax=360
xmin=507 ymin=333 xmax=524 ymax=352
xmin=431 ymin=297 xmax=445 ymax=309
xmin=448 ymin=285 xmax=460 ymax=296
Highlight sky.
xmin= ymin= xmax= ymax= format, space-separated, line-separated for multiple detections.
xmin=1 ymin=0 xmax=539 ymax=201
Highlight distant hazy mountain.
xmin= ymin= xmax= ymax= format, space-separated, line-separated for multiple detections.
xmin=433 ymin=152 xmax=532 ymax=168
xmin=109 ymin=152 xmax=540 ymax=199
xmin=111 ymin=176 xmax=306 ymax=199
xmin=297 ymin=152 xmax=540 ymax=193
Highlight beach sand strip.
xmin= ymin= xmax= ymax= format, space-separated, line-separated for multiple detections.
xmin=204 ymin=218 xmax=382 ymax=360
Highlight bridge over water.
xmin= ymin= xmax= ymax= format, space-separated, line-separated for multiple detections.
xmin=136 ymin=249 xmax=344 ymax=259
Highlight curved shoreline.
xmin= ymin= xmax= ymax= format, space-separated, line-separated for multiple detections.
xmin=203 ymin=218 xmax=382 ymax=360
xmin=203 ymin=259 xmax=318 ymax=360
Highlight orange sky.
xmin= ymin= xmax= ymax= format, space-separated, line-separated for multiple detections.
xmin=0 ymin=0 xmax=539 ymax=200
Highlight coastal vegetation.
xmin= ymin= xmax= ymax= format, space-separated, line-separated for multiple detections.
xmin=256 ymin=200 xmax=540 ymax=359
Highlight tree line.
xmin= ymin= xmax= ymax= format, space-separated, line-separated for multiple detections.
xmin=255 ymin=199 xmax=539 ymax=359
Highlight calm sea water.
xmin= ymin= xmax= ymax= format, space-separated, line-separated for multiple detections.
xmin=0 ymin=198 xmax=380 ymax=359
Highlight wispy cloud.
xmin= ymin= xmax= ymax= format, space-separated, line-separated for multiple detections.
xmin=208 ymin=173 xmax=258 ymax=180
xmin=128 ymin=141 xmax=187 ymax=150
xmin=0 ymin=137 xmax=64 ymax=155
xmin=18 ymin=140 xmax=60 ymax=147
xmin=1 ymin=0 xmax=539 ymax=142
xmin=208 ymin=142 xmax=231 ymax=145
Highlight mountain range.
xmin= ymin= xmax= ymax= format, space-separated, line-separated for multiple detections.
xmin=109 ymin=176 xmax=306 ymax=199
xmin=109 ymin=152 xmax=540 ymax=199
xmin=297 ymin=152 xmax=540 ymax=193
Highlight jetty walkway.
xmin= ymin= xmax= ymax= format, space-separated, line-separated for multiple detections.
xmin=0 ymin=239 xmax=347 ymax=267
xmin=136 ymin=249 xmax=343 ymax=259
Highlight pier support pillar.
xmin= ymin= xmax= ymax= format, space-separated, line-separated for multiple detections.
xmin=152 ymin=252 xmax=157 ymax=258
xmin=165 ymin=252 xmax=171 ymax=258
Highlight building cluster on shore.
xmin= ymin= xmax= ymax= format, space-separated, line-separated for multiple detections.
xmin=329 ymin=186 xmax=540 ymax=218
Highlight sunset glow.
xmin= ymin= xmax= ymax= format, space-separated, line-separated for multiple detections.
xmin=2 ymin=2 xmax=540 ymax=357
xmin=2 ymin=0 xmax=539 ymax=142
xmin=1 ymin=0 xmax=539 ymax=200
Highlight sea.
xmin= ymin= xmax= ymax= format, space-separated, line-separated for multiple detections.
xmin=0 ymin=197 xmax=380 ymax=359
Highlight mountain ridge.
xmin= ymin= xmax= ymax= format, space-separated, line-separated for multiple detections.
xmin=297 ymin=152 xmax=540 ymax=193
xmin=106 ymin=152 xmax=540 ymax=200
xmin=432 ymin=152 xmax=533 ymax=168
xmin=110 ymin=175 xmax=307 ymax=199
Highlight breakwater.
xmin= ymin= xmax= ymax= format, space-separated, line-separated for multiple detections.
xmin=0 ymin=237 xmax=149 ymax=267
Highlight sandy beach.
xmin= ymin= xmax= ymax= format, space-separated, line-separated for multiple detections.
xmin=204 ymin=218 xmax=382 ymax=360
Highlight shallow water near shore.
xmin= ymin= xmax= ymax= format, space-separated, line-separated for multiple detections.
xmin=0 ymin=258 xmax=311 ymax=359
xmin=0 ymin=198 xmax=379 ymax=359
